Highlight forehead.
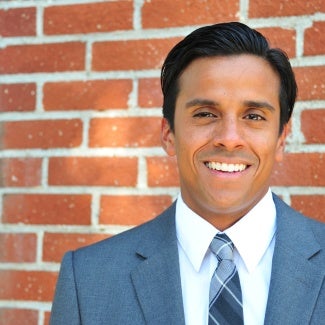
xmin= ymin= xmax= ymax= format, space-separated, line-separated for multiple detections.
xmin=179 ymin=54 xmax=278 ymax=83
xmin=177 ymin=54 xmax=280 ymax=98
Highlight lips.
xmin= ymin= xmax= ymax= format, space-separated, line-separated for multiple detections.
xmin=205 ymin=161 xmax=248 ymax=172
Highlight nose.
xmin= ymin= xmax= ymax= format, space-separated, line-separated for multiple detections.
xmin=212 ymin=117 xmax=245 ymax=150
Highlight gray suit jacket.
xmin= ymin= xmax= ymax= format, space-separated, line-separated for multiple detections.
xmin=50 ymin=194 xmax=324 ymax=324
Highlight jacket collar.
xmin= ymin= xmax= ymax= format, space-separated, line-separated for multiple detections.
xmin=129 ymin=195 xmax=323 ymax=324
xmin=264 ymin=194 xmax=323 ymax=324
xmin=131 ymin=203 xmax=186 ymax=325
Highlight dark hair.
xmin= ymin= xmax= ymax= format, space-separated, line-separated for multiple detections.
xmin=161 ymin=22 xmax=297 ymax=133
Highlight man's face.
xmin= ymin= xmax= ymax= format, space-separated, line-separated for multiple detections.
xmin=161 ymin=55 xmax=287 ymax=230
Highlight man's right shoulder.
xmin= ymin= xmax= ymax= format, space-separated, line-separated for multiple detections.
xmin=70 ymin=202 xmax=177 ymax=261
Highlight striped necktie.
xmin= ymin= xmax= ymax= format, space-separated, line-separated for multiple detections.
xmin=209 ymin=233 xmax=244 ymax=325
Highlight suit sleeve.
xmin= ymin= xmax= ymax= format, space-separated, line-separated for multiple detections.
xmin=50 ymin=251 xmax=81 ymax=325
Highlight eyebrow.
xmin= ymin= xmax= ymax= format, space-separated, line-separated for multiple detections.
xmin=243 ymin=100 xmax=276 ymax=111
xmin=185 ymin=98 xmax=219 ymax=109
xmin=185 ymin=98 xmax=276 ymax=112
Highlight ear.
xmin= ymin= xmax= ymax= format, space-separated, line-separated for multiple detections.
xmin=275 ymin=124 xmax=288 ymax=162
xmin=161 ymin=118 xmax=176 ymax=156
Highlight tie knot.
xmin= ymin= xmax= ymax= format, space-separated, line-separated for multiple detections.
xmin=210 ymin=233 xmax=234 ymax=261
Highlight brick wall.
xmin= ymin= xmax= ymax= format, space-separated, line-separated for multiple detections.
xmin=0 ymin=0 xmax=324 ymax=324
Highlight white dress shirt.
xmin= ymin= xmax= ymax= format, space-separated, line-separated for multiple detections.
xmin=176 ymin=189 xmax=276 ymax=325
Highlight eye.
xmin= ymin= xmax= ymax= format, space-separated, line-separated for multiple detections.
xmin=193 ymin=111 xmax=217 ymax=118
xmin=244 ymin=113 xmax=265 ymax=121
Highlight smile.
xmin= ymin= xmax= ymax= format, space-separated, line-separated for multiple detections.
xmin=205 ymin=162 xmax=248 ymax=172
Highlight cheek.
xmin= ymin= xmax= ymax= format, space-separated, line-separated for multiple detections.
xmin=253 ymin=137 xmax=280 ymax=165
xmin=178 ymin=131 xmax=210 ymax=157
xmin=174 ymin=133 xmax=204 ymax=168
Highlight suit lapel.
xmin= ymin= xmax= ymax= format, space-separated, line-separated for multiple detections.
xmin=264 ymin=195 xmax=323 ymax=324
xmin=129 ymin=195 xmax=323 ymax=324
xmin=130 ymin=203 xmax=185 ymax=325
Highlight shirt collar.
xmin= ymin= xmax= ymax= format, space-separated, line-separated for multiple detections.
xmin=176 ymin=195 xmax=217 ymax=272
xmin=226 ymin=189 xmax=276 ymax=272
xmin=175 ymin=189 xmax=276 ymax=273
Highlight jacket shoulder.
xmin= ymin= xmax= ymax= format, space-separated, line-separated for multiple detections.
xmin=72 ymin=202 xmax=176 ymax=262
xmin=273 ymin=193 xmax=325 ymax=259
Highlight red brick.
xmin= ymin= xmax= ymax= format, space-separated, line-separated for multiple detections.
xmin=138 ymin=78 xmax=163 ymax=108
xmin=249 ymin=0 xmax=325 ymax=18
xmin=0 ymin=7 xmax=36 ymax=37
xmin=44 ymin=312 xmax=51 ymax=325
xmin=43 ymin=233 xmax=109 ymax=262
xmin=0 ymin=119 xmax=82 ymax=149
xmin=48 ymin=157 xmax=138 ymax=186
xmin=0 ymin=308 xmax=38 ymax=325
xmin=271 ymin=153 xmax=324 ymax=186
xmin=304 ymin=21 xmax=325 ymax=56
xmin=257 ymin=27 xmax=296 ymax=58
xmin=89 ymin=117 xmax=161 ymax=147
xmin=0 ymin=270 xmax=57 ymax=301
xmin=2 ymin=194 xmax=91 ymax=225
xmin=0 ymin=233 xmax=37 ymax=263
xmin=142 ymin=0 xmax=238 ymax=28
xmin=301 ymin=109 xmax=325 ymax=144
xmin=100 ymin=195 xmax=173 ymax=225
xmin=294 ymin=66 xmax=325 ymax=100
xmin=43 ymin=80 xmax=132 ymax=110
xmin=291 ymin=195 xmax=325 ymax=223
xmin=44 ymin=1 xmax=133 ymax=35
xmin=92 ymin=38 xmax=180 ymax=71
xmin=147 ymin=157 xmax=179 ymax=187
xmin=0 ymin=158 xmax=42 ymax=187
xmin=0 ymin=83 xmax=36 ymax=112
xmin=0 ymin=42 xmax=85 ymax=74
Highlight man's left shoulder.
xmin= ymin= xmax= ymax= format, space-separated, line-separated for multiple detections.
xmin=273 ymin=193 xmax=325 ymax=247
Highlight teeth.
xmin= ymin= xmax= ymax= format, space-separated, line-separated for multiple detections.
xmin=206 ymin=162 xmax=247 ymax=172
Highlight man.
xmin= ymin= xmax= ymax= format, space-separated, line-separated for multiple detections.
xmin=50 ymin=22 xmax=324 ymax=325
